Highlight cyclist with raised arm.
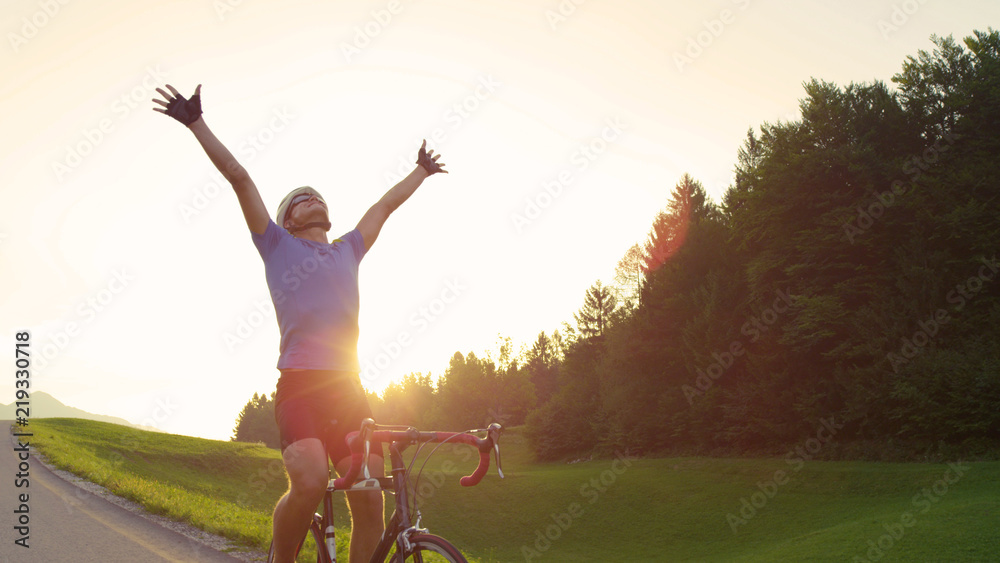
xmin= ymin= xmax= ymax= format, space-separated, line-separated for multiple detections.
xmin=152 ymin=84 xmax=447 ymax=563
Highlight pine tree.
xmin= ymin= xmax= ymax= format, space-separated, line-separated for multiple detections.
xmin=524 ymin=331 xmax=560 ymax=405
xmin=643 ymin=174 xmax=716 ymax=274
xmin=231 ymin=391 xmax=280 ymax=449
xmin=573 ymin=281 xmax=618 ymax=339
xmin=613 ymin=243 xmax=645 ymax=308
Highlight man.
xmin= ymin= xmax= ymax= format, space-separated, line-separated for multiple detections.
xmin=153 ymin=84 xmax=447 ymax=563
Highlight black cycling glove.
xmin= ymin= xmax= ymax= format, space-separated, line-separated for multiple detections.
xmin=163 ymin=89 xmax=202 ymax=126
xmin=416 ymin=140 xmax=446 ymax=175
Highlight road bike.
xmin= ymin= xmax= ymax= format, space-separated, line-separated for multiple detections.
xmin=267 ymin=418 xmax=503 ymax=562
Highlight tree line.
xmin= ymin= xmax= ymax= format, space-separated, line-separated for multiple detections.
xmin=235 ymin=30 xmax=1000 ymax=462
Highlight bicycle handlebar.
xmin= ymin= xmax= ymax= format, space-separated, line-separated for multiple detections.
xmin=332 ymin=421 xmax=502 ymax=490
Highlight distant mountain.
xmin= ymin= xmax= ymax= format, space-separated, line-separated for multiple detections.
xmin=0 ymin=391 xmax=163 ymax=432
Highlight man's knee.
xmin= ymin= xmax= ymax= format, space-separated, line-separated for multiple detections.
xmin=290 ymin=473 xmax=328 ymax=502
xmin=283 ymin=439 xmax=329 ymax=499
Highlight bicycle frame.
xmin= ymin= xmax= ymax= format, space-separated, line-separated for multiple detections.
xmin=312 ymin=442 xmax=421 ymax=562
xmin=309 ymin=421 xmax=502 ymax=562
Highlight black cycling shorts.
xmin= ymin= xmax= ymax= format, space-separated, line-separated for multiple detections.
xmin=273 ymin=370 xmax=373 ymax=464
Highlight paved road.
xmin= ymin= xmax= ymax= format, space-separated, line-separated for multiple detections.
xmin=0 ymin=423 xmax=252 ymax=562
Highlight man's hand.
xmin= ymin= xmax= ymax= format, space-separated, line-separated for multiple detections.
xmin=152 ymin=84 xmax=203 ymax=127
xmin=416 ymin=139 xmax=448 ymax=175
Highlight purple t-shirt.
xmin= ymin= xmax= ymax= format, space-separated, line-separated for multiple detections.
xmin=251 ymin=219 xmax=367 ymax=371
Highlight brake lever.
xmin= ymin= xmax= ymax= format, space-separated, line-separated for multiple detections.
xmin=488 ymin=423 xmax=504 ymax=479
xmin=361 ymin=418 xmax=375 ymax=480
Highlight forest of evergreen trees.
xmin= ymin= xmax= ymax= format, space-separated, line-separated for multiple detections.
xmin=234 ymin=30 xmax=1000 ymax=462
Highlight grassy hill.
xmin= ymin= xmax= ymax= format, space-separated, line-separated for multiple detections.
xmin=22 ymin=418 xmax=1000 ymax=562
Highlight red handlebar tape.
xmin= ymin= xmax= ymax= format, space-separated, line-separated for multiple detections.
xmin=332 ymin=430 xmax=493 ymax=489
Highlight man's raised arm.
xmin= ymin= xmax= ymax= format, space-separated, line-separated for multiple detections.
xmin=356 ymin=140 xmax=447 ymax=250
xmin=153 ymin=84 xmax=269 ymax=235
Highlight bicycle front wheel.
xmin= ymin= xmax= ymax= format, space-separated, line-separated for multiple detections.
xmin=388 ymin=533 xmax=468 ymax=563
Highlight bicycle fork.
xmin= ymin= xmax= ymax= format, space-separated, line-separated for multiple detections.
xmin=369 ymin=442 xmax=420 ymax=561
xmin=387 ymin=443 xmax=429 ymax=556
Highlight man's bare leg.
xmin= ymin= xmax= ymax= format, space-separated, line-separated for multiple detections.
xmin=337 ymin=454 xmax=386 ymax=563
xmin=273 ymin=438 xmax=329 ymax=563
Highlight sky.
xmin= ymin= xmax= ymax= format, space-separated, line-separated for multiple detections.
xmin=2 ymin=0 xmax=997 ymax=441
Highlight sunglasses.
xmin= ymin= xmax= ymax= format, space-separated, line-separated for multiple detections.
xmin=290 ymin=193 xmax=326 ymax=210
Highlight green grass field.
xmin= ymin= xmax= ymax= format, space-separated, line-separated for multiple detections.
xmin=23 ymin=418 xmax=1000 ymax=562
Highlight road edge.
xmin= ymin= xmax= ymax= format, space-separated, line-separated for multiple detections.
xmin=6 ymin=422 xmax=269 ymax=562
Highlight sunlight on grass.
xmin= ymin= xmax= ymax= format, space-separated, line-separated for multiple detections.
xmin=25 ymin=418 xmax=1000 ymax=562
